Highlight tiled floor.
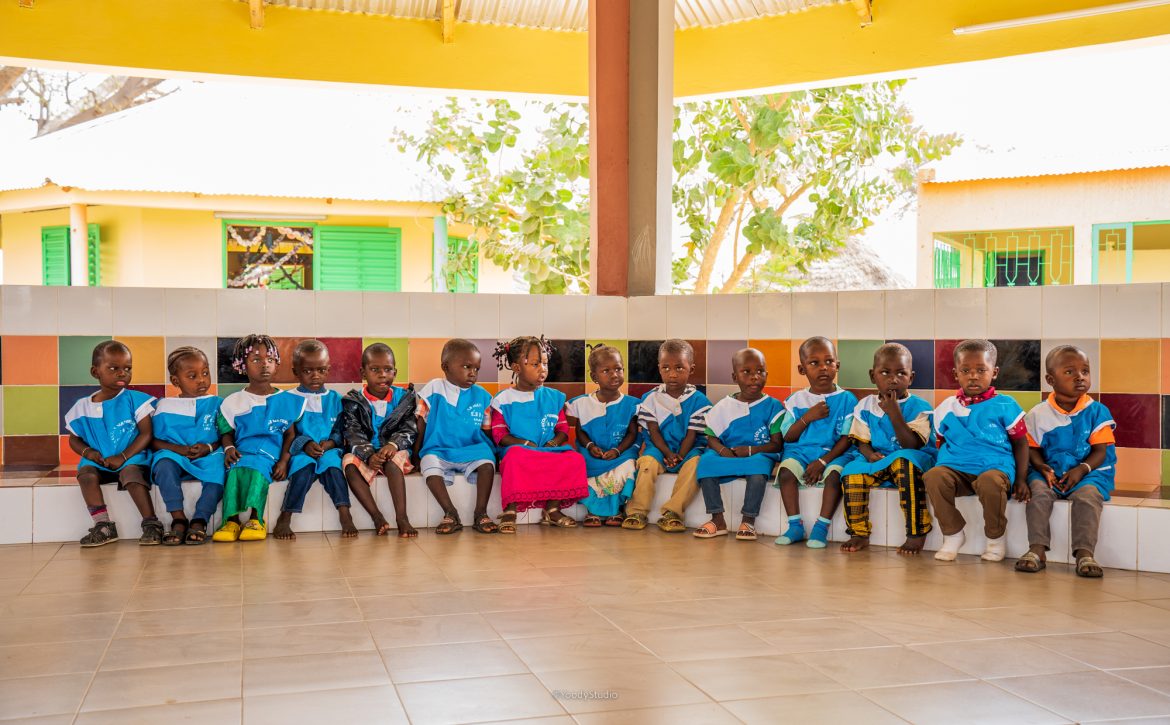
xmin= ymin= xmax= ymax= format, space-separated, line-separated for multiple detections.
xmin=5 ymin=531 xmax=1170 ymax=724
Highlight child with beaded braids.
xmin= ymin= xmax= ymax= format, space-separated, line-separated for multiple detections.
xmin=490 ymin=336 xmax=587 ymax=533
xmin=212 ymin=334 xmax=305 ymax=542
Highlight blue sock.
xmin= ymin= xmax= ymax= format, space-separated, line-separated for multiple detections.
xmin=807 ymin=516 xmax=832 ymax=548
xmin=774 ymin=515 xmax=805 ymax=545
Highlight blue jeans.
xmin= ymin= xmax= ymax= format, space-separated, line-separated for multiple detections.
xmin=282 ymin=466 xmax=350 ymax=512
xmin=699 ymin=474 xmax=768 ymax=517
xmin=152 ymin=458 xmax=223 ymax=523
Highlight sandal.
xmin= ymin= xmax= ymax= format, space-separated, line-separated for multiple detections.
xmin=1014 ymin=551 xmax=1046 ymax=573
xmin=472 ymin=514 xmax=498 ymax=534
xmin=184 ymin=526 xmax=207 ymax=545
xmin=657 ymin=511 xmax=686 ymax=533
xmin=604 ymin=515 xmax=623 ymax=527
xmin=583 ymin=515 xmax=603 ymax=528
xmin=736 ymin=522 xmax=758 ymax=541
xmin=621 ymin=513 xmax=648 ymax=530
xmin=693 ymin=521 xmax=727 ymax=539
xmin=1076 ymin=555 xmax=1104 ymax=578
xmin=162 ymin=520 xmax=187 ymax=546
xmin=540 ymin=507 xmax=577 ymax=528
xmin=498 ymin=511 xmax=517 ymax=535
xmin=435 ymin=513 xmax=463 ymax=535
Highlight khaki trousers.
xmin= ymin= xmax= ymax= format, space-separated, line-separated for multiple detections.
xmin=626 ymin=455 xmax=700 ymax=517
xmin=924 ymin=466 xmax=1010 ymax=538
xmin=1027 ymin=481 xmax=1104 ymax=555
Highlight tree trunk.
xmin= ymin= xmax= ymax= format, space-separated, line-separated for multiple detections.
xmin=0 ymin=66 xmax=25 ymax=100
xmin=719 ymin=250 xmax=759 ymax=293
xmin=693 ymin=190 xmax=742 ymax=294
xmin=38 ymin=77 xmax=164 ymax=136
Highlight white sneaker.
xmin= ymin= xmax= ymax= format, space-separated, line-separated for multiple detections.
xmin=934 ymin=532 xmax=965 ymax=561
xmin=982 ymin=536 xmax=1006 ymax=562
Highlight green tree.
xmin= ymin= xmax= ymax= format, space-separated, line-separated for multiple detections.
xmin=673 ymin=80 xmax=959 ymax=293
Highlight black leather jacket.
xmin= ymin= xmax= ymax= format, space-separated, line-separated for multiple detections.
xmin=338 ymin=386 xmax=417 ymax=462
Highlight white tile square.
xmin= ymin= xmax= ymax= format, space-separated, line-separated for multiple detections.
xmin=1163 ymin=284 xmax=1170 ymax=337
xmin=585 ymin=296 xmax=628 ymax=339
xmin=705 ymin=294 xmax=749 ymax=340
xmin=165 ymin=337 xmax=218 ymax=383
xmin=1004 ymin=500 xmax=1030 ymax=559
xmin=1040 ymin=339 xmax=1100 ymax=392
xmin=216 ymin=289 xmax=267 ymax=337
xmin=987 ymin=286 xmax=1042 ymax=338
xmin=666 ymin=295 xmax=707 ymax=339
xmin=454 ymin=293 xmax=500 ymax=339
xmin=363 ymin=292 xmax=411 ymax=337
xmin=112 ymin=288 xmax=166 ymax=336
xmin=57 ymin=287 xmax=113 ymax=336
xmin=885 ymin=289 xmax=934 ymax=339
xmin=1043 ymin=285 xmax=1100 ymax=339
xmin=0 ymin=488 xmax=33 ymax=544
xmin=1 ymin=286 xmax=58 ymax=335
xmin=542 ymin=294 xmax=588 ymax=339
xmin=1100 ymin=284 xmax=1161 ymax=339
xmin=627 ymin=296 xmax=667 ymax=340
xmin=1097 ymin=503 xmax=1138 ymax=571
xmin=791 ymin=292 xmax=838 ymax=340
xmin=837 ymin=291 xmax=884 ymax=340
xmin=865 ymin=488 xmax=891 ymax=549
xmin=500 ymin=293 xmax=542 ymax=339
xmin=748 ymin=293 xmax=791 ymax=339
xmin=1139 ymin=506 xmax=1170 ymax=574
xmin=265 ymin=290 xmax=316 ymax=338
xmin=33 ymin=485 xmax=93 ymax=543
xmin=315 ymin=291 xmax=364 ymax=338
xmin=165 ymin=288 xmax=217 ymax=336
xmin=934 ymin=288 xmax=987 ymax=339
xmin=409 ymin=293 xmax=456 ymax=338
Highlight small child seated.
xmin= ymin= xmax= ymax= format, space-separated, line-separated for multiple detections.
xmin=151 ymin=346 xmax=223 ymax=545
xmin=213 ymin=335 xmax=304 ymax=543
xmin=416 ymin=339 xmax=498 ymax=535
xmin=840 ymin=343 xmax=935 ymax=555
xmin=1015 ymin=345 xmax=1115 ymax=578
xmin=338 ymin=343 xmax=418 ymax=537
xmin=623 ymin=339 xmax=712 ymax=533
xmin=693 ymin=348 xmax=784 ymax=541
xmin=274 ymin=339 xmax=353 ymax=541
xmin=67 ymin=340 xmax=160 ymax=547
xmin=774 ymin=336 xmax=858 ymax=549
xmin=566 ymin=345 xmax=640 ymax=528
xmin=925 ymin=339 xmax=1028 ymax=562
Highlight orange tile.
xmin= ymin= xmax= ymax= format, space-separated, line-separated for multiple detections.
xmin=408 ymin=338 xmax=447 ymax=385
xmin=748 ymin=340 xmax=791 ymax=387
xmin=59 ymin=436 xmax=81 ymax=466
xmin=1100 ymin=339 xmax=1160 ymax=394
xmin=115 ymin=336 xmax=166 ymax=386
xmin=2 ymin=336 xmax=58 ymax=385
xmin=1161 ymin=339 xmax=1170 ymax=394
xmin=479 ymin=383 xmax=499 ymax=395
xmin=1115 ymin=447 xmax=1162 ymax=488
xmin=934 ymin=389 xmax=954 ymax=406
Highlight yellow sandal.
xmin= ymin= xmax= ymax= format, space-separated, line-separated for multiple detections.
xmin=238 ymin=519 xmax=267 ymax=541
xmin=212 ymin=520 xmax=241 ymax=542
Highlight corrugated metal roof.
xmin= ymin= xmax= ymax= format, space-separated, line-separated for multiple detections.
xmin=263 ymin=0 xmax=846 ymax=30
xmin=922 ymin=145 xmax=1170 ymax=184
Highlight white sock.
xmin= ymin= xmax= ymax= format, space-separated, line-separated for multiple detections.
xmin=934 ymin=531 xmax=965 ymax=561
xmin=982 ymin=535 xmax=1006 ymax=562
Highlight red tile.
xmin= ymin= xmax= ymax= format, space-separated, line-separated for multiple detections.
xmin=4 ymin=435 xmax=60 ymax=466
xmin=318 ymin=337 xmax=363 ymax=384
xmin=1101 ymin=393 xmax=1161 ymax=449
xmin=935 ymin=339 xmax=961 ymax=391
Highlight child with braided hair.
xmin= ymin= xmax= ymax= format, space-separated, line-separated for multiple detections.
xmin=490 ymin=336 xmax=588 ymax=533
xmin=212 ymin=334 xmax=305 ymax=542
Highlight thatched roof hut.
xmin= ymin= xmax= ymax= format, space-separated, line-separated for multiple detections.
xmin=786 ymin=236 xmax=910 ymax=291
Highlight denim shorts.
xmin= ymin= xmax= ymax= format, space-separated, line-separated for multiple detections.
xmin=419 ymin=455 xmax=495 ymax=486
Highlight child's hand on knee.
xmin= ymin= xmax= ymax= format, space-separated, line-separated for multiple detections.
xmin=224 ymin=446 xmax=241 ymax=467
xmin=1013 ymin=480 xmax=1031 ymax=502
xmin=803 ymin=458 xmax=826 ymax=485
xmin=304 ymin=441 xmax=324 ymax=459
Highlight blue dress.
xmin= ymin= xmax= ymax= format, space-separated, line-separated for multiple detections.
xmin=636 ymin=385 xmax=712 ymax=472
xmin=218 ymin=390 xmax=305 ymax=478
xmin=934 ymin=393 xmax=1026 ymax=479
xmin=64 ymin=389 xmax=155 ymax=471
xmin=777 ymin=387 xmax=858 ymax=481
xmin=491 ymin=387 xmax=574 ymax=454
xmin=287 ymin=387 xmax=343 ymax=476
xmin=696 ymin=394 xmax=785 ymax=481
xmin=1025 ymin=396 xmax=1117 ymax=499
xmin=567 ymin=393 xmax=639 ymax=516
xmin=417 ymin=378 xmax=495 ymax=464
xmin=841 ymin=393 xmax=936 ymax=478
xmin=151 ymin=395 xmax=225 ymax=484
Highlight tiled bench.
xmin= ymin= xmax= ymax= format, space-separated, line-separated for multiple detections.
xmin=3 ymin=470 xmax=1170 ymax=574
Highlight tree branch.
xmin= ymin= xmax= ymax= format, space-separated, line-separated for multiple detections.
xmin=719 ymin=250 xmax=759 ymax=294
xmin=693 ymin=188 xmax=743 ymax=294
xmin=0 ymin=66 xmax=25 ymax=100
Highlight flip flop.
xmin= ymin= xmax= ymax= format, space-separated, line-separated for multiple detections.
xmin=693 ymin=521 xmax=727 ymax=539
xmin=735 ymin=522 xmax=758 ymax=541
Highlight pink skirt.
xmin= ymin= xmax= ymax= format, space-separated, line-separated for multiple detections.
xmin=499 ymin=447 xmax=588 ymax=512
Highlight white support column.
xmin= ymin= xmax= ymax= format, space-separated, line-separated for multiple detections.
xmin=433 ymin=215 xmax=448 ymax=292
xmin=1073 ymin=221 xmax=1094 ymax=285
xmin=69 ymin=202 xmax=87 ymax=286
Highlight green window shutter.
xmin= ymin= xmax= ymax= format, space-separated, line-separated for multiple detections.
xmin=316 ymin=226 xmax=401 ymax=291
xmin=87 ymin=224 xmax=101 ymax=286
xmin=41 ymin=225 xmax=71 ymax=286
xmin=447 ymin=236 xmax=479 ymax=293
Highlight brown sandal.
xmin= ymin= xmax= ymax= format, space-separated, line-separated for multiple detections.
xmin=583 ymin=515 xmax=603 ymax=528
xmin=435 ymin=513 xmax=463 ymax=535
xmin=498 ymin=511 xmax=517 ymax=535
xmin=472 ymin=514 xmax=499 ymax=534
xmin=540 ymin=507 xmax=577 ymax=528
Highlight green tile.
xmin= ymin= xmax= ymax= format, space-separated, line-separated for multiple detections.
xmin=837 ymin=339 xmax=883 ymax=389
xmin=217 ymin=383 xmax=247 ymax=399
xmin=1161 ymin=450 xmax=1170 ymax=487
xmin=5 ymin=386 xmax=61 ymax=435
xmin=585 ymin=339 xmax=628 ymax=383
xmin=1002 ymin=391 xmax=1041 ymax=412
xmin=362 ymin=338 xmax=409 ymax=382
xmin=58 ymin=335 xmax=112 ymax=386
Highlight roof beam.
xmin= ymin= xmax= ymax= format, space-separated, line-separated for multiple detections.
xmin=852 ymin=0 xmax=873 ymax=26
xmin=249 ymin=0 xmax=264 ymax=30
xmin=441 ymin=0 xmax=455 ymax=43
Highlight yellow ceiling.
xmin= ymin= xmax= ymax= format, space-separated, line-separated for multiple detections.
xmin=1 ymin=0 xmax=1168 ymax=98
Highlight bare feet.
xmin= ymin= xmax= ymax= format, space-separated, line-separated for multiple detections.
xmin=396 ymin=518 xmax=418 ymax=539
xmin=841 ymin=535 xmax=869 ymax=552
xmin=898 ymin=535 xmax=926 ymax=556
xmin=338 ymin=507 xmax=358 ymax=538
xmin=373 ymin=515 xmax=391 ymax=536
xmin=273 ymin=512 xmax=296 ymax=541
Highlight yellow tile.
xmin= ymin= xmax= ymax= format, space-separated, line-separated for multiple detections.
xmin=1101 ymin=339 xmax=1160 ymax=393
xmin=115 ymin=336 xmax=167 ymax=385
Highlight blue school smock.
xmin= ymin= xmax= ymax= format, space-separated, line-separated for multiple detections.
xmin=1025 ymin=395 xmax=1117 ymax=499
xmin=218 ymin=390 xmax=305 ymax=479
xmin=779 ymin=387 xmax=858 ymax=468
xmin=287 ymin=387 xmax=343 ymax=476
xmin=636 ymin=385 xmax=712 ymax=472
xmin=490 ymin=387 xmax=572 ymax=454
xmin=933 ymin=393 xmax=1025 ymax=479
xmin=65 ymin=388 xmax=155 ymax=471
xmin=841 ymin=393 xmax=936 ymax=478
xmin=151 ymin=395 xmax=225 ymax=484
xmin=417 ymin=378 xmax=495 ymax=464
xmin=367 ymin=386 xmax=408 ymax=448
xmin=696 ymin=394 xmax=785 ymax=481
xmin=567 ymin=393 xmax=640 ymax=477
